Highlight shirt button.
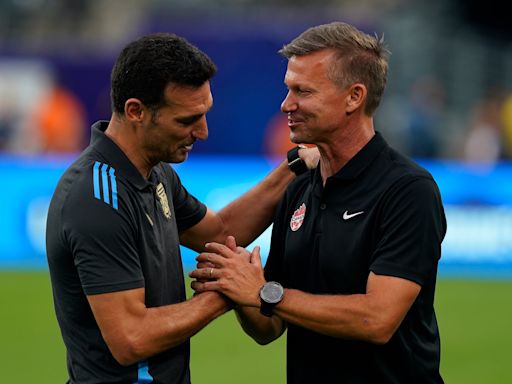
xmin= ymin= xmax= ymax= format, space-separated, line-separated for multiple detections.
xmin=320 ymin=203 xmax=326 ymax=210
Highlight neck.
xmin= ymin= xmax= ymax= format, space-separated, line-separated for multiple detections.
xmin=318 ymin=119 xmax=375 ymax=185
xmin=105 ymin=114 xmax=153 ymax=179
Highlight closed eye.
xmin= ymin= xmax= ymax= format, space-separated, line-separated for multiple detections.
xmin=176 ymin=114 xmax=203 ymax=126
xmin=290 ymin=87 xmax=312 ymax=96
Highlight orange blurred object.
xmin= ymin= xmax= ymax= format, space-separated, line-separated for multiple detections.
xmin=35 ymin=86 xmax=86 ymax=152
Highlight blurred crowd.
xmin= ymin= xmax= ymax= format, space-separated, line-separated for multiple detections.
xmin=1 ymin=0 xmax=511 ymax=164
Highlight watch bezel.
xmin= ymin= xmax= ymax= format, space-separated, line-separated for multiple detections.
xmin=260 ymin=281 xmax=284 ymax=304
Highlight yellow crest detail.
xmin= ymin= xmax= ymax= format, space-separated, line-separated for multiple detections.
xmin=156 ymin=182 xmax=171 ymax=219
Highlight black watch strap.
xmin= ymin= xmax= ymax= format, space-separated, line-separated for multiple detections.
xmin=287 ymin=146 xmax=308 ymax=176
xmin=260 ymin=301 xmax=275 ymax=317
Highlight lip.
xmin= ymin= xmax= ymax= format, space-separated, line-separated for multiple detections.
xmin=287 ymin=119 xmax=304 ymax=128
xmin=182 ymin=144 xmax=194 ymax=152
xmin=287 ymin=114 xmax=305 ymax=128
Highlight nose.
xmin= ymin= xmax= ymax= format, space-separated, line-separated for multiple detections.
xmin=281 ymin=91 xmax=298 ymax=113
xmin=192 ymin=117 xmax=209 ymax=141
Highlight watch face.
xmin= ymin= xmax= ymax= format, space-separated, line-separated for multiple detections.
xmin=261 ymin=281 xmax=284 ymax=304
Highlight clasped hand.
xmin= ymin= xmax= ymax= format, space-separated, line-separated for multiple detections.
xmin=189 ymin=236 xmax=265 ymax=308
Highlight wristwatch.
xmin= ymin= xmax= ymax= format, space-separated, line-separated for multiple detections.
xmin=259 ymin=281 xmax=284 ymax=317
xmin=287 ymin=146 xmax=309 ymax=176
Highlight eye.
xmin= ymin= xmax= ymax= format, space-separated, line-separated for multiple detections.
xmin=177 ymin=115 xmax=202 ymax=126
xmin=296 ymin=88 xmax=311 ymax=96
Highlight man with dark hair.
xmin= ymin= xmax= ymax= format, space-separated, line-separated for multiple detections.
xmin=46 ymin=33 xmax=318 ymax=383
xmin=191 ymin=22 xmax=446 ymax=383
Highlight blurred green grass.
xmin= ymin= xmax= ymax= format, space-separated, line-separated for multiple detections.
xmin=1 ymin=271 xmax=511 ymax=383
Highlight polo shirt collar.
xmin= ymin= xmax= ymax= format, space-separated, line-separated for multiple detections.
xmin=311 ymin=131 xmax=388 ymax=183
xmin=90 ymin=120 xmax=152 ymax=190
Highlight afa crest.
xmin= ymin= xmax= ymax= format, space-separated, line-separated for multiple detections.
xmin=156 ymin=182 xmax=171 ymax=219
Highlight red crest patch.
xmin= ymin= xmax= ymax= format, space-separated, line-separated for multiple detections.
xmin=290 ymin=203 xmax=306 ymax=232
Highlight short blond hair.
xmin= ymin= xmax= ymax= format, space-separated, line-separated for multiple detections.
xmin=280 ymin=22 xmax=390 ymax=116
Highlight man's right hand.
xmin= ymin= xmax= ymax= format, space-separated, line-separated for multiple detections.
xmin=299 ymin=145 xmax=320 ymax=169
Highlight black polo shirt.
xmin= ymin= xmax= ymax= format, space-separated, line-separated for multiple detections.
xmin=46 ymin=121 xmax=206 ymax=384
xmin=265 ymin=132 xmax=446 ymax=384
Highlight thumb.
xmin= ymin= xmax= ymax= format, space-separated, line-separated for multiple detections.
xmin=249 ymin=246 xmax=263 ymax=268
xmin=225 ymin=235 xmax=237 ymax=252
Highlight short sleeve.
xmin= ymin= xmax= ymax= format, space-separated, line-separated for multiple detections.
xmin=63 ymin=176 xmax=144 ymax=295
xmin=370 ymin=177 xmax=447 ymax=285
xmin=264 ymin=195 xmax=289 ymax=283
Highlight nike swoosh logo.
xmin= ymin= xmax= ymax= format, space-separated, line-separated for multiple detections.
xmin=342 ymin=210 xmax=364 ymax=220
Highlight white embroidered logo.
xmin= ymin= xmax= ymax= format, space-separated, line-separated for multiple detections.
xmin=342 ymin=210 xmax=364 ymax=220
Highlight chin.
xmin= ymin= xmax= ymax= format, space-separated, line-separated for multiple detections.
xmin=165 ymin=153 xmax=188 ymax=164
xmin=290 ymin=134 xmax=307 ymax=145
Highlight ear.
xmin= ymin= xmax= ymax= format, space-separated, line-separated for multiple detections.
xmin=124 ymin=98 xmax=145 ymax=122
xmin=346 ymin=83 xmax=367 ymax=114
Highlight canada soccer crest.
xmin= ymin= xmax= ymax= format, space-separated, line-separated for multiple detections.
xmin=290 ymin=203 xmax=306 ymax=232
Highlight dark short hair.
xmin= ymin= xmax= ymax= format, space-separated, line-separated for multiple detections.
xmin=280 ymin=22 xmax=390 ymax=116
xmin=111 ymin=33 xmax=217 ymax=114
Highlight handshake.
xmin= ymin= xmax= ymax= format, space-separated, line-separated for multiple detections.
xmin=189 ymin=236 xmax=266 ymax=308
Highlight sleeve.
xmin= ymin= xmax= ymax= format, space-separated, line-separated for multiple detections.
xmin=370 ymin=176 xmax=447 ymax=286
xmin=264 ymin=186 xmax=294 ymax=284
xmin=63 ymin=174 xmax=144 ymax=295
xmin=164 ymin=164 xmax=207 ymax=231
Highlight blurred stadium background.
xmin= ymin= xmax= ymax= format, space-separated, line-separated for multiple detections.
xmin=1 ymin=0 xmax=512 ymax=382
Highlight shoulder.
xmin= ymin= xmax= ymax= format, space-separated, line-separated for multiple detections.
xmin=380 ymin=146 xmax=439 ymax=190
xmin=52 ymin=153 xmax=136 ymax=225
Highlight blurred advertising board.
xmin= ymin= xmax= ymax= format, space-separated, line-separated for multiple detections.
xmin=1 ymin=155 xmax=511 ymax=278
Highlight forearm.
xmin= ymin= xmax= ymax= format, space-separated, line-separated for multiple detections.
xmin=235 ymin=306 xmax=285 ymax=345
xmin=104 ymin=292 xmax=231 ymax=365
xmin=218 ymin=160 xmax=293 ymax=246
xmin=273 ymin=289 xmax=391 ymax=344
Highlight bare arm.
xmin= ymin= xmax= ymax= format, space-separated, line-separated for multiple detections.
xmin=272 ymin=273 xmax=420 ymax=344
xmin=190 ymin=241 xmax=421 ymax=345
xmin=180 ymin=147 xmax=319 ymax=251
xmin=235 ymin=305 xmax=286 ymax=345
xmin=179 ymin=160 xmax=292 ymax=251
xmin=87 ymin=289 xmax=230 ymax=366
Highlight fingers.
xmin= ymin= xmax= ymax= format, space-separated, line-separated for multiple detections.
xmin=225 ymin=235 xmax=237 ymax=251
xmin=196 ymin=261 xmax=215 ymax=269
xmin=189 ymin=267 xmax=219 ymax=280
xmin=201 ymin=240 xmax=253 ymax=265
xmin=191 ymin=279 xmax=220 ymax=293
xmin=249 ymin=246 xmax=263 ymax=268
xmin=205 ymin=242 xmax=235 ymax=258
xmin=300 ymin=145 xmax=320 ymax=169
xmin=196 ymin=252 xmax=225 ymax=265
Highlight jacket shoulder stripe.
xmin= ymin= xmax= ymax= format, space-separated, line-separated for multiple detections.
xmin=93 ymin=161 xmax=101 ymax=199
xmin=100 ymin=163 xmax=110 ymax=205
xmin=92 ymin=161 xmax=118 ymax=210
xmin=108 ymin=167 xmax=118 ymax=210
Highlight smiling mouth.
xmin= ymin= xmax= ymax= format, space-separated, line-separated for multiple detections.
xmin=288 ymin=119 xmax=304 ymax=127
xmin=287 ymin=113 xmax=305 ymax=127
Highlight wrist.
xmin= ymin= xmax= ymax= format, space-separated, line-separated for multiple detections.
xmin=287 ymin=146 xmax=309 ymax=176
xmin=259 ymin=281 xmax=284 ymax=317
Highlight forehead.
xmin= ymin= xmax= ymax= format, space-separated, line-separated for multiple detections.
xmin=163 ymin=82 xmax=213 ymax=114
xmin=284 ymin=49 xmax=337 ymax=85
